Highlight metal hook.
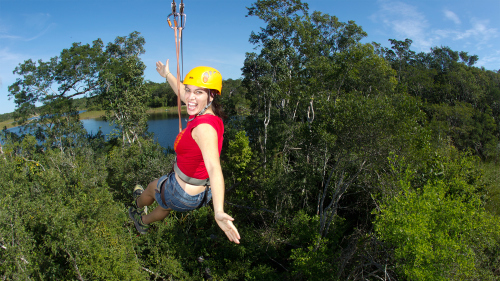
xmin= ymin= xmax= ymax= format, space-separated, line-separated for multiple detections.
xmin=179 ymin=0 xmax=184 ymax=14
xmin=171 ymin=0 xmax=176 ymax=15
xmin=167 ymin=0 xmax=186 ymax=30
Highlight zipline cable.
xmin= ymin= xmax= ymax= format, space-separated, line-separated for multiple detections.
xmin=167 ymin=0 xmax=186 ymax=133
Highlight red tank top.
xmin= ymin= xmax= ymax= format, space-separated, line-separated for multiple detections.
xmin=174 ymin=114 xmax=224 ymax=180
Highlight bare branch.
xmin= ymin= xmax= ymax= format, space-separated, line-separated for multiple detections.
xmin=65 ymin=249 xmax=84 ymax=281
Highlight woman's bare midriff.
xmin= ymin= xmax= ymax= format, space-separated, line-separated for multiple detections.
xmin=175 ymin=173 xmax=206 ymax=196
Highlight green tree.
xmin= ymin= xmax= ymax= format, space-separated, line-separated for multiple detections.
xmin=0 ymin=134 xmax=147 ymax=280
xmin=8 ymin=39 xmax=103 ymax=150
xmin=238 ymin=1 xmax=435 ymax=279
xmin=98 ymin=32 xmax=150 ymax=146
xmin=8 ymin=32 xmax=151 ymax=147
xmin=375 ymin=152 xmax=500 ymax=280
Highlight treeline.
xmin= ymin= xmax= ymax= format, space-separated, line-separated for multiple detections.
xmin=374 ymin=39 xmax=500 ymax=161
xmin=72 ymin=81 xmax=181 ymax=111
xmin=1 ymin=0 xmax=500 ymax=280
xmin=71 ymin=79 xmax=244 ymax=112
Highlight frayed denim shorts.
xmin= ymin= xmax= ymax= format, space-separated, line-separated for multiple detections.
xmin=154 ymin=172 xmax=212 ymax=212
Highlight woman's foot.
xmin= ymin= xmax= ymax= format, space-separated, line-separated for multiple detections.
xmin=132 ymin=185 xmax=147 ymax=214
xmin=128 ymin=206 xmax=150 ymax=234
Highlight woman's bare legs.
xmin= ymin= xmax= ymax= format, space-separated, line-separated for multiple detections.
xmin=137 ymin=179 xmax=157 ymax=208
xmin=142 ymin=205 xmax=171 ymax=224
xmin=137 ymin=178 xmax=172 ymax=224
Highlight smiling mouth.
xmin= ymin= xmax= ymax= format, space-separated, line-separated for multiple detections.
xmin=188 ymin=102 xmax=197 ymax=111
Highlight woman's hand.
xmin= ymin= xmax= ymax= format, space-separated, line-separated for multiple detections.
xmin=157 ymin=59 xmax=185 ymax=100
xmin=156 ymin=60 xmax=170 ymax=78
xmin=215 ymin=212 xmax=240 ymax=244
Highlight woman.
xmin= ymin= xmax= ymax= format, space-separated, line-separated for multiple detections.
xmin=128 ymin=60 xmax=240 ymax=244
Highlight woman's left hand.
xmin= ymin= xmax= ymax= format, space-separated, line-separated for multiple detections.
xmin=215 ymin=212 xmax=240 ymax=244
xmin=156 ymin=60 xmax=170 ymax=78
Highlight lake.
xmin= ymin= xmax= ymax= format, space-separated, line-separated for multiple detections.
xmin=6 ymin=112 xmax=188 ymax=149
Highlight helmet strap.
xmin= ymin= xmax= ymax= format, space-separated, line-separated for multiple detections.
xmin=199 ymin=100 xmax=212 ymax=116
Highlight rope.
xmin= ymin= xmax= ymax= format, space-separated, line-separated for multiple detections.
xmin=175 ymin=24 xmax=182 ymax=132
xmin=168 ymin=0 xmax=186 ymax=133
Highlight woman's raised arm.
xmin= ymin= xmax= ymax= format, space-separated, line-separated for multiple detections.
xmin=156 ymin=59 xmax=186 ymax=104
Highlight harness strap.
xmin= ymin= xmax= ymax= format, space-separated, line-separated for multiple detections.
xmin=174 ymin=162 xmax=210 ymax=186
xmin=160 ymin=179 xmax=168 ymax=208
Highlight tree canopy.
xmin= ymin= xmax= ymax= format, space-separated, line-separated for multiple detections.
xmin=2 ymin=0 xmax=500 ymax=280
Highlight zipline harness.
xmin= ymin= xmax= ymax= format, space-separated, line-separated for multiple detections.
xmin=167 ymin=0 xmax=186 ymax=133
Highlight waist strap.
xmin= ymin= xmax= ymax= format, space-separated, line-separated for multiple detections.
xmin=174 ymin=162 xmax=210 ymax=186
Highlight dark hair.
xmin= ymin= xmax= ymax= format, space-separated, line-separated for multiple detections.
xmin=208 ymin=90 xmax=227 ymax=119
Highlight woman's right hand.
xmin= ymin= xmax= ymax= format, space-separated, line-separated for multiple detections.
xmin=156 ymin=60 xmax=170 ymax=78
xmin=215 ymin=212 xmax=241 ymax=244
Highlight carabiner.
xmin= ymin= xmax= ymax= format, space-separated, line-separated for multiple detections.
xmin=167 ymin=0 xmax=186 ymax=30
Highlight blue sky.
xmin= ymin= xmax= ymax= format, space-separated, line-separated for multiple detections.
xmin=1 ymin=0 xmax=499 ymax=114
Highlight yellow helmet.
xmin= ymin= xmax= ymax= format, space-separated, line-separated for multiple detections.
xmin=184 ymin=66 xmax=222 ymax=94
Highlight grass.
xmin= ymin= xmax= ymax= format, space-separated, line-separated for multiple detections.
xmin=0 ymin=106 xmax=188 ymax=130
xmin=80 ymin=110 xmax=106 ymax=119
xmin=147 ymin=106 xmax=187 ymax=115
xmin=0 ymin=120 xmax=15 ymax=129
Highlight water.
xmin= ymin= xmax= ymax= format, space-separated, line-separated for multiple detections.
xmin=5 ymin=112 xmax=189 ymax=149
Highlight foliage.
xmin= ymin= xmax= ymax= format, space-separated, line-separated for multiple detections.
xmin=375 ymin=152 xmax=500 ymax=280
xmin=2 ymin=0 xmax=500 ymax=279
xmin=0 ymin=112 xmax=14 ymax=123
xmin=8 ymin=31 xmax=151 ymax=147
xmin=224 ymin=130 xmax=252 ymax=183
xmin=106 ymin=137 xmax=174 ymax=204
xmin=0 ymin=134 xmax=146 ymax=280
xmin=98 ymin=32 xmax=150 ymax=145
xmin=375 ymin=38 xmax=500 ymax=161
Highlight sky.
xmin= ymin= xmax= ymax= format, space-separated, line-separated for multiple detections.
xmin=0 ymin=0 xmax=499 ymax=114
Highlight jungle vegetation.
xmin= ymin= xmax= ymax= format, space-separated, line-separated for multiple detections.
xmin=1 ymin=0 xmax=499 ymax=280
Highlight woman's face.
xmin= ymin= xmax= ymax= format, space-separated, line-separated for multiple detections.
xmin=184 ymin=84 xmax=213 ymax=116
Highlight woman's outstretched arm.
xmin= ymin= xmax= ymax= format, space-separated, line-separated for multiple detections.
xmin=192 ymin=123 xmax=241 ymax=244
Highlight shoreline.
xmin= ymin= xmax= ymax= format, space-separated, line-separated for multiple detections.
xmin=1 ymin=106 xmax=187 ymax=130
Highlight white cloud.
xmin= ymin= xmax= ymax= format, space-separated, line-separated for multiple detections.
xmin=456 ymin=19 xmax=497 ymax=42
xmin=444 ymin=10 xmax=461 ymax=25
xmin=0 ymin=47 xmax=23 ymax=62
xmin=372 ymin=1 xmax=498 ymax=53
xmin=477 ymin=50 xmax=500 ymax=71
xmin=372 ymin=0 xmax=434 ymax=51
xmin=0 ymin=23 xmax=56 ymax=42
xmin=0 ymin=13 xmax=55 ymax=42
xmin=0 ymin=48 xmax=25 ymax=94
xmin=434 ymin=18 xmax=498 ymax=49
xmin=24 ymin=13 xmax=52 ymax=30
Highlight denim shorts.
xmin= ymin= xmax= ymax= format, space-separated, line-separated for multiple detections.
xmin=155 ymin=172 xmax=212 ymax=212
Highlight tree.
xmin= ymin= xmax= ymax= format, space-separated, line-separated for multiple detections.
xmin=8 ymin=40 xmax=103 ymax=123
xmin=0 ymin=133 xmax=148 ymax=280
xmin=8 ymin=40 xmax=104 ymax=150
xmin=375 ymin=151 xmax=500 ymax=280
xmin=98 ymin=32 xmax=150 ymax=145
xmin=8 ymin=31 xmax=151 ymax=147
xmin=238 ymin=1 xmax=440 ymax=279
